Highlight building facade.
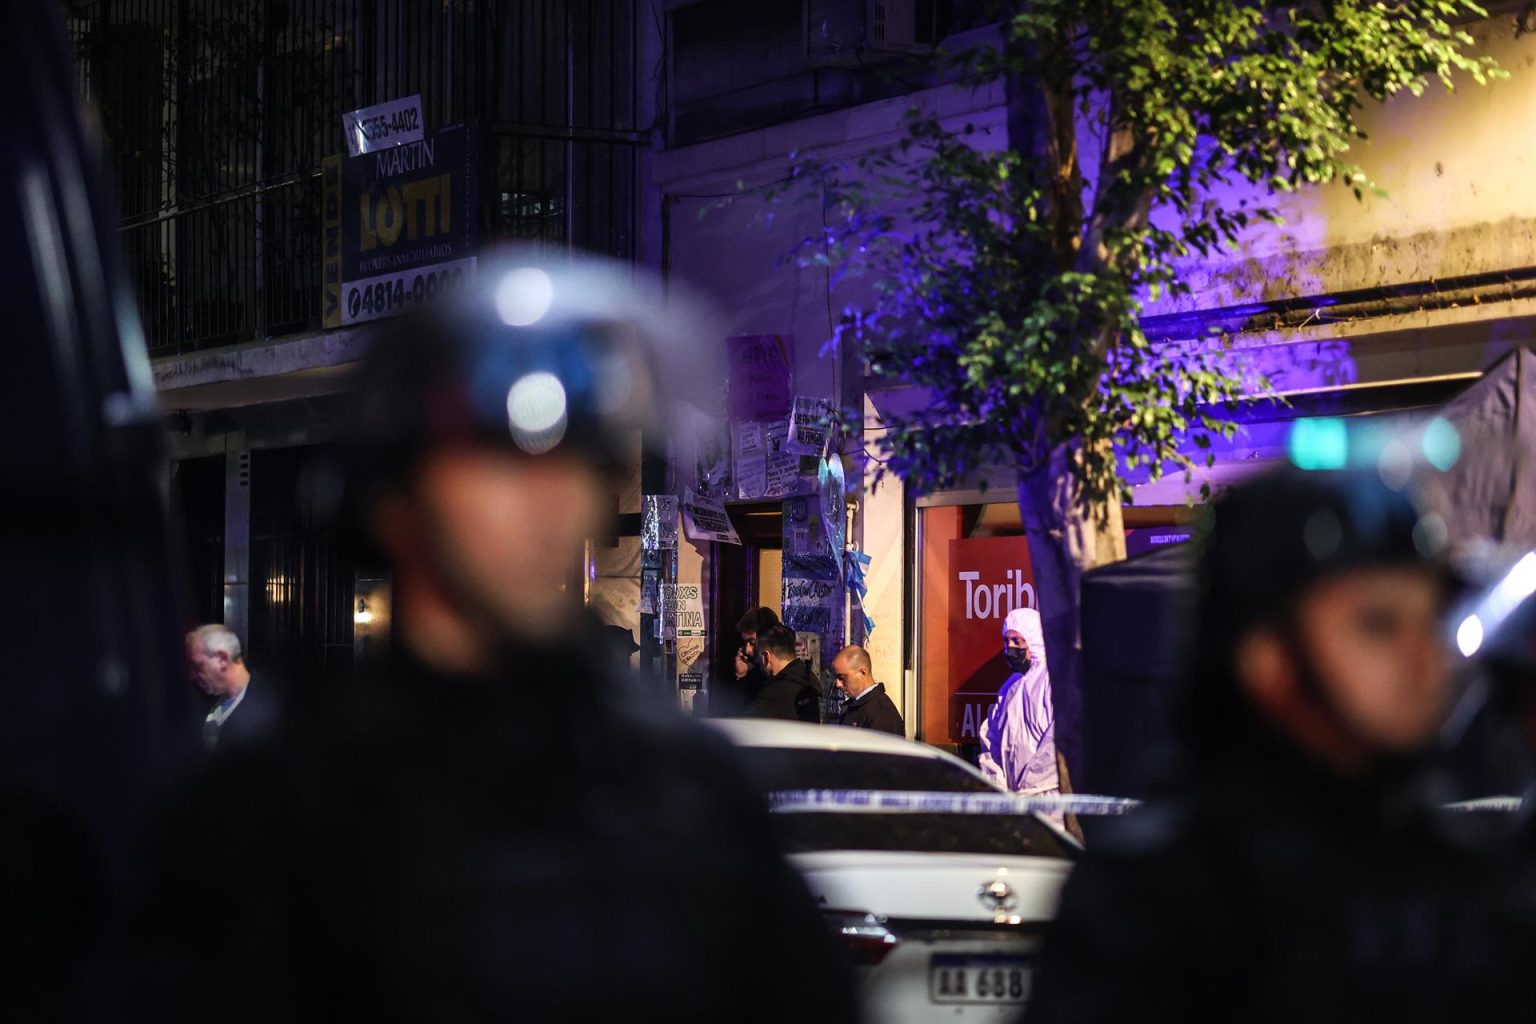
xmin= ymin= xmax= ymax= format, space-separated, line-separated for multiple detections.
xmin=81 ymin=1 xmax=1536 ymax=732
xmin=73 ymin=0 xmax=651 ymax=679
xmin=650 ymin=1 xmax=1536 ymax=750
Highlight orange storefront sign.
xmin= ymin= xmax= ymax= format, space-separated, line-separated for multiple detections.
xmin=946 ymin=535 xmax=1037 ymax=743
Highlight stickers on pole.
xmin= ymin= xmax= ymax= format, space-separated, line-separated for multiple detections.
xmin=681 ymin=488 xmax=741 ymax=546
xmin=642 ymin=495 xmax=679 ymax=551
xmin=659 ymin=584 xmax=677 ymax=640
xmin=782 ymin=495 xmax=842 ymax=643
xmin=641 ymin=495 xmax=678 ymax=634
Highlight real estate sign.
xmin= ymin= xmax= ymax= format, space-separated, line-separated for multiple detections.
xmin=323 ymin=121 xmax=478 ymax=328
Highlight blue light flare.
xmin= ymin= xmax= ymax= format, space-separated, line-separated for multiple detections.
xmin=1288 ymin=417 xmax=1349 ymax=470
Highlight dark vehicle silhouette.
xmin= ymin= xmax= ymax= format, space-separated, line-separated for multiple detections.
xmin=0 ymin=1 xmax=197 ymax=1014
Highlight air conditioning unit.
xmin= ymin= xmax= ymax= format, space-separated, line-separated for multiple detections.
xmin=808 ymin=0 xmax=933 ymax=68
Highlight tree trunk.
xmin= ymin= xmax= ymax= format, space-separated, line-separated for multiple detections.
xmin=1016 ymin=446 xmax=1126 ymax=807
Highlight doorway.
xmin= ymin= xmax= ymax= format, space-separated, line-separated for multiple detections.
xmin=707 ymin=502 xmax=783 ymax=715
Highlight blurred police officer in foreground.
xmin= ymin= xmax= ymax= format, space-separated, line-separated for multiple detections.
xmin=141 ymin=252 xmax=857 ymax=1022
xmin=1025 ymin=468 xmax=1528 ymax=1024
xmin=1471 ymin=563 xmax=1536 ymax=776
xmin=1468 ymin=568 xmax=1536 ymax=841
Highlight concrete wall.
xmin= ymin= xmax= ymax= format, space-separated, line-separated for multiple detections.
xmin=654 ymin=11 xmax=1536 ymax=394
xmin=1166 ymin=17 xmax=1536 ymax=308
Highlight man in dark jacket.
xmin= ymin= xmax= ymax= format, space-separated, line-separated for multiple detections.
xmin=1024 ymin=468 xmax=1531 ymax=1024
xmin=744 ymin=624 xmax=823 ymax=722
xmin=720 ymin=605 xmax=779 ymax=716
xmin=185 ymin=624 xmax=280 ymax=751
xmin=141 ymin=253 xmax=857 ymax=1023
xmin=832 ymin=645 xmax=904 ymax=735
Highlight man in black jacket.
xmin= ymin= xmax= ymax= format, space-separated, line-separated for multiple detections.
xmin=744 ymin=624 xmax=823 ymax=722
xmin=832 ymin=645 xmax=904 ymax=735
xmin=185 ymin=624 xmax=280 ymax=751
xmin=141 ymin=254 xmax=857 ymax=1023
xmin=1025 ymin=468 xmax=1531 ymax=1024
xmin=719 ymin=605 xmax=779 ymax=716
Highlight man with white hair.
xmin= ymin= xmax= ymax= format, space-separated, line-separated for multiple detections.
xmin=977 ymin=606 xmax=1059 ymax=795
xmin=185 ymin=624 xmax=278 ymax=750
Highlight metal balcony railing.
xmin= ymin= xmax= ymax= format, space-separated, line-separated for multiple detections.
xmin=70 ymin=0 xmax=642 ymax=358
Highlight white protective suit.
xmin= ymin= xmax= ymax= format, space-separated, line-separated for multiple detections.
xmin=977 ymin=606 xmax=1059 ymax=795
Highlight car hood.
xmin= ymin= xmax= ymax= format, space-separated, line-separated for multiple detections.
xmin=788 ymin=850 xmax=1070 ymax=922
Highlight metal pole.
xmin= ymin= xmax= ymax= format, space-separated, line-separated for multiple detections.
xmin=223 ymin=434 xmax=251 ymax=647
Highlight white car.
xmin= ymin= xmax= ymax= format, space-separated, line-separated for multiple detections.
xmin=709 ymin=719 xmax=1076 ymax=1024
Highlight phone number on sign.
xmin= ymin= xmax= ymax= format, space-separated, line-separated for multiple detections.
xmin=345 ymin=264 xmax=471 ymax=323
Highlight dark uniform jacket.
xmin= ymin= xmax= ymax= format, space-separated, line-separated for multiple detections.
xmin=1024 ymin=727 xmax=1535 ymax=1024
xmin=142 ymin=637 xmax=857 ymax=1023
xmin=710 ymin=664 xmax=767 ymax=718
xmin=837 ymin=682 xmax=904 ymax=735
xmin=211 ymin=670 xmax=282 ymax=750
xmin=743 ymin=658 xmax=822 ymax=723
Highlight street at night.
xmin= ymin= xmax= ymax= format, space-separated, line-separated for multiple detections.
xmin=3 ymin=0 xmax=1536 ymax=1020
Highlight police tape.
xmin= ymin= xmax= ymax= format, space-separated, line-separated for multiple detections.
xmin=768 ymin=790 xmax=1529 ymax=816
xmin=767 ymin=789 xmax=1144 ymax=817
xmin=1441 ymin=796 xmax=1526 ymax=813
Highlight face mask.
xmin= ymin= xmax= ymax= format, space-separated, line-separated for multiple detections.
xmin=1004 ymin=647 xmax=1031 ymax=674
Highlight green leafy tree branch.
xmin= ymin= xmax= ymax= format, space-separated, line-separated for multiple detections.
xmin=759 ymin=0 xmax=1500 ymax=785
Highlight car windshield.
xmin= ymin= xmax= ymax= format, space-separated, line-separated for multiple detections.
xmin=773 ymin=811 xmax=1073 ymax=860
xmin=734 ymin=748 xmax=997 ymax=793
xmin=734 ymin=747 xmax=1073 ymax=860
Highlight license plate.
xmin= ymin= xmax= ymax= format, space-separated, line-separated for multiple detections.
xmin=929 ymin=954 xmax=1032 ymax=1005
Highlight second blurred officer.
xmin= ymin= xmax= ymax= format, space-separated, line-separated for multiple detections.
xmin=1026 ymin=469 xmax=1527 ymax=1024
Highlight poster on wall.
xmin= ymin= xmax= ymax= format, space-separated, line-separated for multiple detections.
xmin=671 ymin=583 xmax=707 ymax=639
xmin=733 ymin=421 xmax=767 ymax=499
xmin=726 ymin=335 xmax=793 ymax=423
xmin=323 ymin=121 xmax=478 ymax=328
xmin=946 ymin=535 xmax=1038 ymax=743
xmin=734 ymin=418 xmax=813 ymax=501
xmin=695 ymin=425 xmax=734 ymax=499
xmin=785 ymin=396 xmax=835 ymax=457
xmin=783 ymin=494 xmax=833 ymax=559
xmin=681 ymin=488 xmax=741 ymax=545
xmin=764 ymin=421 xmax=806 ymax=498
xmin=725 ymin=335 xmax=812 ymax=502
xmin=783 ymin=573 xmax=838 ymax=635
